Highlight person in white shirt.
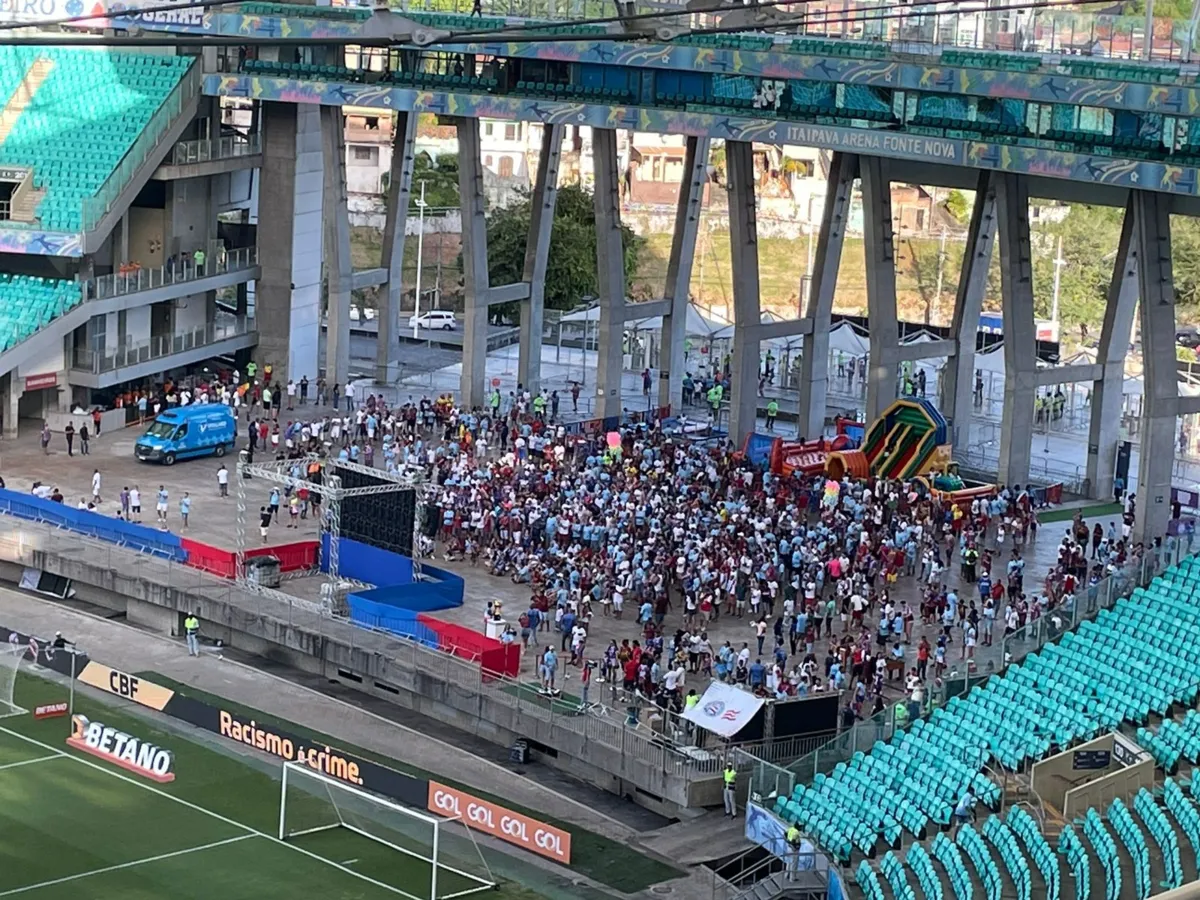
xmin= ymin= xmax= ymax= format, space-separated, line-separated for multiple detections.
xmin=217 ymin=464 xmax=229 ymax=498
xmin=91 ymin=469 xmax=101 ymax=504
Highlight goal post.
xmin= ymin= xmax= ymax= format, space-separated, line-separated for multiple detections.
xmin=278 ymin=762 xmax=495 ymax=900
xmin=0 ymin=643 xmax=26 ymax=719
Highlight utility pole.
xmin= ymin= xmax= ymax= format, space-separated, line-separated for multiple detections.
xmin=411 ymin=181 xmax=426 ymax=339
xmin=933 ymin=226 xmax=947 ymax=326
xmin=1051 ymin=235 xmax=1065 ymax=336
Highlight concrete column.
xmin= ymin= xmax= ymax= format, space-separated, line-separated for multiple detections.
xmin=995 ymin=174 xmax=1037 ymax=489
xmin=457 ymin=117 xmax=490 ymax=411
xmin=1087 ymin=200 xmax=1139 ymax=499
xmin=942 ymin=172 xmax=997 ymax=456
xmin=256 ymin=101 xmax=322 ymax=383
xmin=118 ymin=212 xmax=130 ymax=265
xmin=321 ymin=105 xmax=352 ymax=390
xmin=518 ymin=124 xmax=563 ymax=395
xmin=376 ymin=111 xmax=416 ymax=385
xmin=727 ymin=140 xmax=761 ymax=445
xmin=593 ymin=128 xmax=626 ymax=420
xmin=861 ymin=156 xmax=899 ymax=422
xmin=798 ymin=152 xmax=857 ymax=440
xmin=1132 ymin=190 xmax=1177 ymax=545
xmin=657 ymin=135 xmax=710 ymax=413
xmin=2 ymin=373 xmax=21 ymax=439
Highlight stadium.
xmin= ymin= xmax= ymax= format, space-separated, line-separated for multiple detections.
xmin=4 ymin=0 xmax=1200 ymax=898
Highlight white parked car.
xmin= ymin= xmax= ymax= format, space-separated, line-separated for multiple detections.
xmin=408 ymin=310 xmax=457 ymax=331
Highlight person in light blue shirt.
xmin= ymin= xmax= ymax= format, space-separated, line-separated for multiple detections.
xmin=179 ymin=492 xmax=191 ymax=528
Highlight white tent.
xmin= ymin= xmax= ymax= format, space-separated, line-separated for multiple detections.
xmin=828 ymin=321 xmax=869 ymax=358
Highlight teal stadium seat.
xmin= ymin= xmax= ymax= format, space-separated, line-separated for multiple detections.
xmin=0 ymin=275 xmax=79 ymax=352
xmin=0 ymin=48 xmax=192 ymax=233
xmin=782 ymin=558 xmax=1200 ymax=863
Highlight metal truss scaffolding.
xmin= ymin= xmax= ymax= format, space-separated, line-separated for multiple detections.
xmin=234 ymin=453 xmax=420 ymax=614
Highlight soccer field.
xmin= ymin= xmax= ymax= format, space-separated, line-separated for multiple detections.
xmin=0 ymin=674 xmax=531 ymax=900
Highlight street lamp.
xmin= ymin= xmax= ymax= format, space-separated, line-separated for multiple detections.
xmin=412 ymin=181 xmax=427 ymax=340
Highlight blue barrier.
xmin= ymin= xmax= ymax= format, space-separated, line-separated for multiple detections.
xmin=320 ymin=534 xmax=414 ymax=586
xmin=344 ymin=592 xmax=441 ymax=647
xmin=0 ymin=488 xmax=186 ymax=560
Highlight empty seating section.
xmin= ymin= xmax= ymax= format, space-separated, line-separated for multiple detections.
xmin=931 ymin=832 xmax=974 ymax=900
xmin=0 ymin=49 xmax=191 ymax=233
xmin=0 ymin=275 xmax=79 ymax=352
xmin=1083 ymin=807 xmax=1122 ymax=900
xmin=678 ymin=33 xmax=772 ymax=51
xmin=1006 ymin=806 xmax=1059 ymax=900
xmin=774 ymin=558 xmax=1200 ymax=876
xmin=879 ymin=851 xmax=916 ymax=900
xmin=855 ymin=860 xmax=886 ymax=900
xmin=956 ymin=825 xmax=1001 ymax=900
xmin=940 ymin=49 xmax=1041 ymax=73
xmin=1057 ymin=825 xmax=1090 ymax=900
xmin=1137 ymin=708 xmax=1200 ymax=770
xmin=240 ymin=1 xmax=372 ymax=20
xmin=1133 ymin=787 xmax=1183 ymax=889
xmin=1166 ymin=777 xmax=1200 ymax=860
xmin=904 ymin=843 xmax=943 ymax=900
xmin=1108 ymin=798 xmax=1151 ymax=900
xmin=409 ymin=11 xmax=507 ymax=30
xmin=790 ymin=37 xmax=887 ymax=59
xmin=981 ymin=816 xmax=1031 ymax=900
xmin=1061 ymin=58 xmax=1180 ymax=84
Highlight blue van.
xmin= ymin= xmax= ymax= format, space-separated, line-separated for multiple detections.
xmin=135 ymin=405 xmax=237 ymax=465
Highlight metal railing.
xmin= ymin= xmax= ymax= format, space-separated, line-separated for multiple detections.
xmin=710 ymin=850 xmax=830 ymax=900
xmin=169 ymin=133 xmax=262 ymax=167
xmin=81 ymin=60 xmax=201 ymax=234
xmin=71 ymin=316 xmax=256 ymax=375
xmin=86 ymin=245 xmax=257 ymax=302
xmin=0 ymin=515 xmax=722 ymax=791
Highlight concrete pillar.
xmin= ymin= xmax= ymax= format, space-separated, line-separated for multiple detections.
xmin=593 ymin=128 xmax=626 ymax=420
xmin=658 ymin=135 xmax=710 ymax=413
xmin=798 ymin=152 xmax=856 ymax=440
xmin=942 ymin=172 xmax=997 ymax=456
xmin=376 ymin=111 xmax=416 ymax=385
xmin=321 ymin=105 xmax=352 ymax=391
xmin=2 ymin=373 xmax=21 ymax=439
xmin=726 ymin=140 xmax=761 ymax=445
xmin=1132 ymin=190 xmax=1177 ymax=545
xmin=118 ymin=211 xmax=130 ymax=265
xmin=1087 ymin=201 xmax=1139 ymax=499
xmin=861 ymin=157 xmax=899 ymax=422
xmin=518 ymin=124 xmax=563 ymax=395
xmin=457 ymin=117 xmax=489 ymax=411
xmin=995 ymin=174 xmax=1037 ymax=489
xmin=256 ymin=101 xmax=322 ymax=383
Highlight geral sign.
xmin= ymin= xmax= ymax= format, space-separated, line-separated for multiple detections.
xmin=67 ymin=715 xmax=175 ymax=783
xmin=427 ymin=781 xmax=571 ymax=863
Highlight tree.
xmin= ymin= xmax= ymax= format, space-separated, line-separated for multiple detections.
xmin=944 ymin=190 xmax=969 ymax=224
xmin=406 ymin=152 xmax=460 ymax=212
xmin=482 ymin=183 xmax=645 ymax=321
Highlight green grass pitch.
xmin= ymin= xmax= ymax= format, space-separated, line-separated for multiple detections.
xmin=0 ymin=672 xmax=542 ymax=900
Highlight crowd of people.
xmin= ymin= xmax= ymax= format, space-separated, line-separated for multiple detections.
xmin=35 ymin=363 xmax=1175 ymax=735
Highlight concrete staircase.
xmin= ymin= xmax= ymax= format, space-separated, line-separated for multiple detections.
xmin=0 ymin=57 xmax=53 ymax=147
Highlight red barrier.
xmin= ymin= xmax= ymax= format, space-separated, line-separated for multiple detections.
xmin=180 ymin=537 xmax=319 ymax=580
xmin=180 ymin=537 xmax=237 ymax=578
xmin=416 ymin=615 xmax=521 ymax=678
xmin=247 ymin=540 xmax=320 ymax=573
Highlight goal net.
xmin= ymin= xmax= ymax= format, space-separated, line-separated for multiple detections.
xmin=0 ymin=642 xmax=25 ymax=718
xmin=278 ymin=762 xmax=495 ymax=900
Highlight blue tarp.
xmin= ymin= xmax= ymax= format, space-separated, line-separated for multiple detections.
xmin=0 ymin=488 xmax=185 ymax=560
xmin=320 ymin=533 xmax=413 ymax=586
